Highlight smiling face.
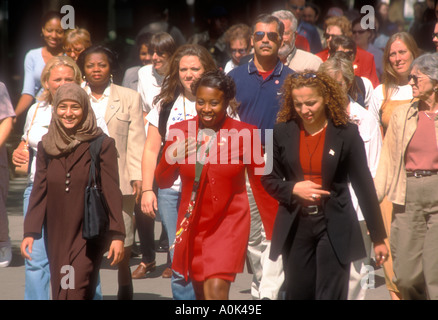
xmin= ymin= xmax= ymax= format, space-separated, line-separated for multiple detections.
xmin=389 ymin=39 xmax=414 ymax=79
xmin=152 ymin=50 xmax=170 ymax=75
xmin=83 ymin=52 xmax=111 ymax=89
xmin=179 ymin=55 xmax=205 ymax=96
xmin=292 ymin=86 xmax=327 ymax=131
xmin=45 ymin=65 xmax=75 ymax=99
xmin=42 ymin=18 xmax=64 ymax=50
xmin=196 ymin=86 xmax=227 ymax=131
xmin=56 ymin=100 xmax=84 ymax=131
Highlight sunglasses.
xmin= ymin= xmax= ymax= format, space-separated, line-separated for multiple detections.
xmin=253 ymin=31 xmax=279 ymax=42
xmin=323 ymin=33 xmax=340 ymax=40
xmin=231 ymin=48 xmax=248 ymax=55
xmin=352 ymin=30 xmax=367 ymax=35
xmin=408 ymin=74 xmax=426 ymax=85
xmin=291 ymin=72 xmax=317 ymax=80
xmin=432 ymin=33 xmax=438 ymax=39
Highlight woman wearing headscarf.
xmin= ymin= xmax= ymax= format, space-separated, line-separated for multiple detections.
xmin=21 ymin=83 xmax=125 ymax=300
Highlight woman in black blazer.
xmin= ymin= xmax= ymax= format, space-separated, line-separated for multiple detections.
xmin=261 ymin=71 xmax=388 ymax=300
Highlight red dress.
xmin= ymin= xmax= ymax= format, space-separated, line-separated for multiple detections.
xmin=155 ymin=116 xmax=278 ymax=282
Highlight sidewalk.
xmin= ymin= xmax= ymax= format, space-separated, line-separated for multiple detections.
xmin=0 ymin=175 xmax=390 ymax=300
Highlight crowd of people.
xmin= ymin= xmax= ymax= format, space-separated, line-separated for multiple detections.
xmin=1 ymin=0 xmax=438 ymax=300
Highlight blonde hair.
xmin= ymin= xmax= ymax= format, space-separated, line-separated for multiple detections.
xmin=63 ymin=28 xmax=92 ymax=50
xmin=38 ymin=56 xmax=82 ymax=103
xmin=324 ymin=16 xmax=352 ymax=38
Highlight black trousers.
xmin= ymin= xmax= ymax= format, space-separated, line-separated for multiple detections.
xmin=134 ymin=202 xmax=156 ymax=264
xmin=282 ymin=211 xmax=350 ymax=300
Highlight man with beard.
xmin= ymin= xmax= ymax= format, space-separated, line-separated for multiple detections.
xmin=228 ymin=14 xmax=294 ymax=300
xmin=272 ymin=10 xmax=322 ymax=72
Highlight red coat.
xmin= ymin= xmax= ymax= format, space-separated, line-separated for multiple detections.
xmin=155 ymin=116 xmax=278 ymax=281
xmin=316 ymin=47 xmax=380 ymax=88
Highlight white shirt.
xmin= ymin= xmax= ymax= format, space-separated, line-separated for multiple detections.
xmin=348 ymin=98 xmax=382 ymax=221
xmin=83 ymin=83 xmax=111 ymax=135
xmin=137 ymin=64 xmax=164 ymax=113
xmin=22 ymin=101 xmax=52 ymax=183
xmin=368 ymin=84 xmax=413 ymax=126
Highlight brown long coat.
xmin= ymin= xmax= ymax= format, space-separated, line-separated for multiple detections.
xmin=24 ymin=136 xmax=125 ymax=300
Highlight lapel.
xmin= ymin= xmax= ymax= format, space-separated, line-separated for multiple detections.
xmin=63 ymin=141 xmax=90 ymax=173
xmin=285 ymin=121 xmax=304 ymax=181
xmin=105 ymin=83 xmax=121 ymax=125
xmin=321 ymin=121 xmax=343 ymax=190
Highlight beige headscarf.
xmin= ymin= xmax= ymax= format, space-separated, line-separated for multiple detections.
xmin=42 ymin=82 xmax=103 ymax=157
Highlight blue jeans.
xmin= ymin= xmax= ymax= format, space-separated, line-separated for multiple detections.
xmin=23 ymin=183 xmax=102 ymax=300
xmin=158 ymin=187 xmax=195 ymax=300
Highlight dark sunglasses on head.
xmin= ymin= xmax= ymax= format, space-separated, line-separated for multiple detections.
xmin=352 ymin=30 xmax=367 ymax=35
xmin=253 ymin=31 xmax=279 ymax=42
xmin=291 ymin=72 xmax=317 ymax=80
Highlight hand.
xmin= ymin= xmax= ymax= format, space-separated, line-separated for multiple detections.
xmin=20 ymin=237 xmax=34 ymax=260
xmin=107 ymin=240 xmax=124 ymax=266
xmin=131 ymin=180 xmax=142 ymax=204
xmin=373 ymin=241 xmax=389 ymax=267
xmin=165 ymin=137 xmax=196 ymax=163
xmin=12 ymin=144 xmax=29 ymax=167
xmin=141 ymin=190 xmax=157 ymax=219
xmin=292 ymin=180 xmax=330 ymax=202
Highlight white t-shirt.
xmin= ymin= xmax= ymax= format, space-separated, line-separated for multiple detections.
xmin=368 ymin=84 xmax=413 ymax=126
xmin=22 ymin=101 xmax=52 ymax=183
xmin=348 ymin=98 xmax=382 ymax=221
xmin=83 ymin=83 xmax=111 ymax=135
xmin=137 ymin=64 xmax=164 ymax=113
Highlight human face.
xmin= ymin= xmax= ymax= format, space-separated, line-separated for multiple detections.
xmin=287 ymin=0 xmax=305 ymax=21
xmin=388 ymin=39 xmax=414 ymax=79
xmin=45 ymin=65 xmax=75 ymax=99
xmin=292 ymin=86 xmax=327 ymax=130
xmin=325 ymin=25 xmax=343 ymax=49
xmin=179 ymin=55 xmax=205 ymax=96
xmin=196 ymin=86 xmax=227 ymax=131
xmin=352 ymin=23 xmax=371 ymax=48
xmin=280 ymin=19 xmax=295 ymax=48
xmin=139 ymin=44 xmax=152 ymax=66
xmin=252 ymin=22 xmax=282 ymax=59
xmin=303 ymin=6 xmax=317 ymax=24
xmin=335 ymin=45 xmax=355 ymax=61
xmin=433 ymin=23 xmax=438 ymax=52
xmin=56 ymin=100 xmax=84 ymax=131
xmin=409 ymin=67 xmax=437 ymax=101
xmin=42 ymin=18 xmax=64 ymax=49
xmin=230 ymin=39 xmax=249 ymax=65
xmin=84 ymin=52 xmax=111 ymax=88
xmin=152 ymin=50 xmax=170 ymax=75
xmin=64 ymin=43 xmax=86 ymax=61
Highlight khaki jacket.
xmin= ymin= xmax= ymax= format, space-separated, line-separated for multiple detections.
xmin=105 ymin=84 xmax=145 ymax=195
xmin=374 ymin=101 xmax=419 ymax=205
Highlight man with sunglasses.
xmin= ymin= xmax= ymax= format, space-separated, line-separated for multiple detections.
xmin=228 ymin=14 xmax=294 ymax=300
xmin=285 ymin=0 xmax=322 ymax=54
xmin=272 ymin=10 xmax=322 ymax=72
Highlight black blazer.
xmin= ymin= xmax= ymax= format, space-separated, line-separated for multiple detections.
xmin=261 ymin=120 xmax=386 ymax=265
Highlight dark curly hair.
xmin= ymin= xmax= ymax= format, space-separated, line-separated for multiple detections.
xmin=191 ymin=69 xmax=239 ymax=117
xmin=277 ymin=70 xmax=349 ymax=126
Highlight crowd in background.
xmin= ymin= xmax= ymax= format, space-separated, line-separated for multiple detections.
xmin=1 ymin=0 xmax=438 ymax=300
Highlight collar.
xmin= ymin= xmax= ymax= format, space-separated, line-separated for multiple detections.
xmin=285 ymin=46 xmax=298 ymax=66
xmin=248 ymin=58 xmax=284 ymax=79
xmin=83 ymin=82 xmax=112 ymax=102
xmin=407 ymin=100 xmax=420 ymax=120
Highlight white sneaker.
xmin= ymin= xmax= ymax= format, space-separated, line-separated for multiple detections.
xmin=0 ymin=246 xmax=12 ymax=267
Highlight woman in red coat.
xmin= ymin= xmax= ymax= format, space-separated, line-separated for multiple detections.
xmin=21 ymin=83 xmax=125 ymax=299
xmin=155 ymin=70 xmax=277 ymax=299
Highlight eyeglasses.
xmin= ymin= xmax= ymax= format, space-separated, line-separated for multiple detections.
xmin=289 ymin=4 xmax=305 ymax=11
xmin=291 ymin=72 xmax=317 ymax=80
xmin=352 ymin=30 xmax=367 ymax=35
xmin=231 ymin=48 xmax=248 ymax=55
xmin=408 ymin=74 xmax=426 ymax=85
xmin=64 ymin=47 xmax=84 ymax=54
xmin=323 ymin=33 xmax=340 ymax=40
xmin=432 ymin=33 xmax=438 ymax=39
xmin=253 ymin=31 xmax=280 ymax=42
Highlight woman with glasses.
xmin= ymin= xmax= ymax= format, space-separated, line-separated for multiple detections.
xmin=261 ymin=70 xmax=388 ymax=300
xmin=374 ymin=52 xmax=438 ymax=300
xmin=63 ymin=28 xmax=92 ymax=62
xmin=368 ymin=33 xmax=419 ymax=300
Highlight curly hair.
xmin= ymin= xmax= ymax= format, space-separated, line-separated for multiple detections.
xmin=191 ymin=69 xmax=240 ymax=117
xmin=276 ymin=70 xmax=349 ymax=126
xmin=324 ymin=15 xmax=352 ymax=38
xmin=153 ymin=44 xmax=217 ymax=108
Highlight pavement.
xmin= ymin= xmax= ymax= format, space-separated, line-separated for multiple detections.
xmin=0 ymin=175 xmax=391 ymax=300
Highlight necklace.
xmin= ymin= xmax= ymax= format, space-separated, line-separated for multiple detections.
xmin=304 ymin=125 xmax=325 ymax=177
xmin=423 ymin=111 xmax=437 ymax=121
